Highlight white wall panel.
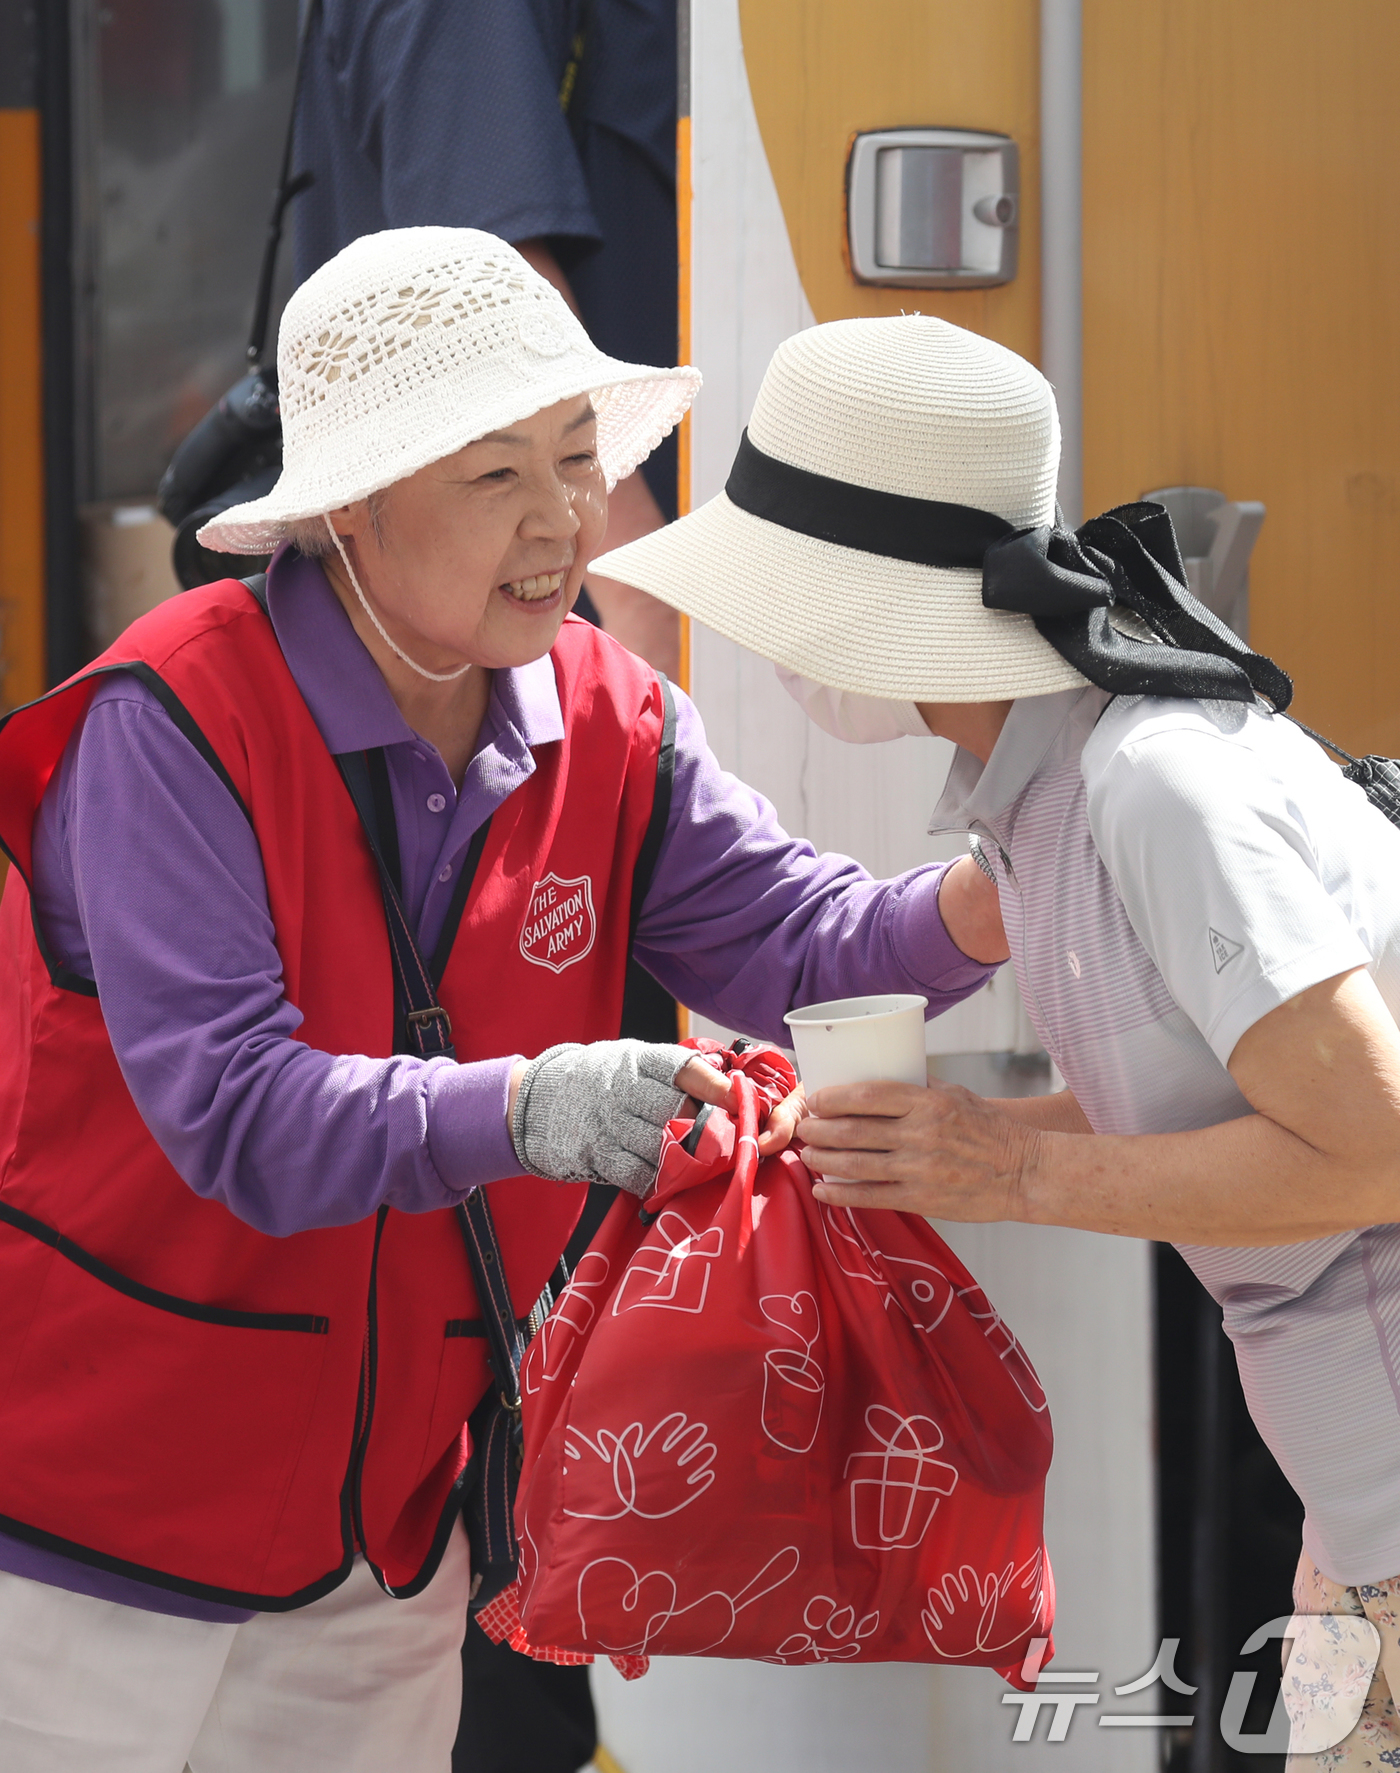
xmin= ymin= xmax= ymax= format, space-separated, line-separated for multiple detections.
xmin=683 ymin=0 xmax=1031 ymax=1058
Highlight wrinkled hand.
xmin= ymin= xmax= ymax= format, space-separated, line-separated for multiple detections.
xmin=797 ymin=1079 xmax=1037 ymax=1221
xmin=759 ymin=1085 xmax=806 ymax=1158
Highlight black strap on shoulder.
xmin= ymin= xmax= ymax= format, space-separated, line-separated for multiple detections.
xmin=332 ymin=750 xmax=443 ymax=1058
xmin=364 ymin=748 xmax=402 ymax=898
xmin=333 ymin=743 xmax=526 ymax=1602
xmin=626 ymin=674 xmax=677 ymax=949
xmin=246 ymin=0 xmax=318 ymax=369
xmin=1283 ymin=712 xmax=1400 ymax=830
xmin=240 ymin=572 xmax=269 ymax=612
xmin=616 ymin=673 xmax=679 ymax=1041
xmin=336 ymin=743 xmax=492 ymax=987
xmin=330 ymin=748 xmax=524 ymax=1408
xmin=454 ymin=1198 xmax=527 ymax=1416
xmin=430 ymin=818 xmax=493 ymax=987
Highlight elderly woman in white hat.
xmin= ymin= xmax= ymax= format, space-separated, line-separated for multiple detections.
xmin=598 ymin=313 xmax=1400 ymax=1765
xmin=0 ymin=237 xmax=1010 ymax=1770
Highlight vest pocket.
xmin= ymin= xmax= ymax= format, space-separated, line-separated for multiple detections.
xmin=0 ymin=1210 xmax=330 ymax=1595
xmin=412 ymin=1322 xmax=490 ymax=1488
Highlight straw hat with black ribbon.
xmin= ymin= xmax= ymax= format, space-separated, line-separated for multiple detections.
xmin=590 ymin=315 xmax=1291 ymax=711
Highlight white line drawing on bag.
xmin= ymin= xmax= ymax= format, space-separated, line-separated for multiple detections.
xmin=922 ymin=1547 xmax=1049 ymax=1658
xmin=767 ymin=1595 xmax=881 ymax=1664
xmin=524 ymin=1249 xmax=612 ymax=1394
xmin=821 ymin=1203 xmax=891 ymax=1296
xmin=611 ymin=1210 xmax=723 ymax=1316
xmin=820 ymin=1205 xmax=955 ymax=1332
xmin=561 ymin=1412 xmax=717 ymax=1519
xmin=845 ymin=1404 xmax=959 ymax=1550
xmin=955 ymin=1282 xmax=1049 ymax=1413
xmin=515 ymin=1512 xmax=540 ymax=1593
xmin=576 ymin=1544 xmax=802 ymax=1655
xmin=821 ymin=1205 xmax=1047 ymax=1410
xmin=886 ymin=1252 xmax=956 ymax=1331
xmin=759 ymin=1291 xmax=825 ymax=1455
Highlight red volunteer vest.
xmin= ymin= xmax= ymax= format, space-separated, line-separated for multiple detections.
xmin=0 ymin=582 xmax=669 ymax=1609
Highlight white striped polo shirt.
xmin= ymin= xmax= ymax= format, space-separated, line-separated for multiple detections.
xmin=929 ymin=685 xmax=1400 ymax=1585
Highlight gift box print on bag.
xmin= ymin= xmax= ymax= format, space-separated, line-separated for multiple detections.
xmin=506 ymin=1042 xmax=1055 ymax=1680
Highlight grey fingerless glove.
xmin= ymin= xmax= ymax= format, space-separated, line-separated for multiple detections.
xmin=510 ymin=1040 xmax=697 ymax=1197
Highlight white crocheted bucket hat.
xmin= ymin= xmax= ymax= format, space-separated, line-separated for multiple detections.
xmin=590 ymin=315 xmax=1089 ymax=703
xmin=199 ymin=227 xmax=701 ymax=555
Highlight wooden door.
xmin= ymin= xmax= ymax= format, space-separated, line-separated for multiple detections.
xmin=1083 ymin=0 xmax=1400 ymax=753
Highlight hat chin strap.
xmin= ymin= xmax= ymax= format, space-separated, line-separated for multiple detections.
xmin=324 ymin=516 xmax=474 ymax=684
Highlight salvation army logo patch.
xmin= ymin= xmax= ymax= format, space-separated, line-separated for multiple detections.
xmin=520 ymin=873 xmax=597 ymax=974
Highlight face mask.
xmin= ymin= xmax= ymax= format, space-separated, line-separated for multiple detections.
xmin=776 ymin=665 xmax=931 ymax=745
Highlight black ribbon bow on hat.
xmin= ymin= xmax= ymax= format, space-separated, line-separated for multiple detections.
xmin=981 ymin=502 xmax=1293 ymax=709
xmin=723 ymin=430 xmax=1293 ymax=710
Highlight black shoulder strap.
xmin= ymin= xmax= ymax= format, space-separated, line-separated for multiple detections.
xmin=332 ymin=750 xmax=444 ymax=1059
xmin=246 ymin=0 xmax=318 ymax=368
xmin=330 ymin=748 xmax=524 ymax=1412
xmin=627 ymin=673 xmax=677 ymax=948
xmin=240 ymin=571 xmax=269 ymax=612
xmin=429 ymin=818 xmax=494 ymax=987
xmin=616 ymin=674 xmax=679 ymax=1042
xmin=365 ymin=747 xmax=402 ymax=898
xmin=1283 ymin=712 xmax=1400 ymax=830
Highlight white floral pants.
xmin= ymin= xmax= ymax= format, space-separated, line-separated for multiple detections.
xmin=1286 ymin=1552 xmax=1400 ymax=1769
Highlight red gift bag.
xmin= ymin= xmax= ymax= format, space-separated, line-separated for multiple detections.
xmin=509 ymin=1042 xmax=1055 ymax=1680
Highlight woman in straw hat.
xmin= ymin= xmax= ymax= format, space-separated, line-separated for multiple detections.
xmin=597 ymin=311 xmax=1400 ymax=1766
xmin=0 ymin=235 xmax=1007 ymax=1770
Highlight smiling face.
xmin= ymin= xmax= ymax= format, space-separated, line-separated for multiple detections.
xmin=325 ymin=393 xmax=608 ymax=674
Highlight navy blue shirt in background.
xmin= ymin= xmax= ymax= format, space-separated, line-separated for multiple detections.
xmin=293 ymin=0 xmax=679 ymax=516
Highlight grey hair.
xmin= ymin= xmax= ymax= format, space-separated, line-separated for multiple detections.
xmin=283 ymin=490 xmax=389 ymax=558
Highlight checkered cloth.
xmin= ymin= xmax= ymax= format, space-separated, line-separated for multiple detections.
xmin=474 ymin=1579 xmax=650 ymax=1682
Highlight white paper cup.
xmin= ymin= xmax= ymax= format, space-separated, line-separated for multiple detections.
xmin=782 ymin=994 xmax=929 ymax=1098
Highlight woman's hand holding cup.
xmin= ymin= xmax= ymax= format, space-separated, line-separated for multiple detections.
xmin=798 ymin=1078 xmax=1037 ymax=1223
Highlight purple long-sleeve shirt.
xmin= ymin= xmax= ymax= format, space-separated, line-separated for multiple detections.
xmin=9 ymin=547 xmax=993 ymax=1618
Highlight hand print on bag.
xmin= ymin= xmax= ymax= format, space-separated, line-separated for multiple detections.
xmin=576 ymin=1545 xmax=801 ymax=1656
xmin=611 ymin=1211 xmax=723 ymax=1316
xmin=768 ymin=1595 xmax=881 ymax=1664
xmin=759 ymin=1292 xmax=825 ymax=1456
xmin=844 ymin=1404 xmax=959 ymax=1550
xmin=562 ymin=1412 xmax=717 ymax=1520
xmin=922 ymin=1548 xmax=1049 ymax=1659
